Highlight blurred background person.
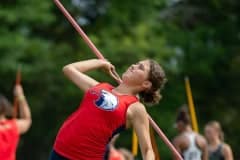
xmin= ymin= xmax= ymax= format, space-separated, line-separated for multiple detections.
xmin=0 ymin=85 xmax=32 ymax=160
xmin=173 ymin=106 xmax=208 ymax=160
xmin=204 ymin=121 xmax=233 ymax=160
xmin=108 ymin=134 xmax=134 ymax=160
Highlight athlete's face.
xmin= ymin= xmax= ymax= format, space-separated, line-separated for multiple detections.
xmin=204 ymin=126 xmax=215 ymax=141
xmin=175 ymin=121 xmax=185 ymax=132
xmin=122 ymin=60 xmax=150 ymax=86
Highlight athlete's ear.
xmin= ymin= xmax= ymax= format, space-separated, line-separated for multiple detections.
xmin=142 ymin=80 xmax=152 ymax=90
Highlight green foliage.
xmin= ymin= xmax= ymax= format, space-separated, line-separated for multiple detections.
xmin=0 ymin=0 xmax=239 ymax=159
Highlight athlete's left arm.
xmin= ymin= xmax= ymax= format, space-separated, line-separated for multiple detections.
xmin=222 ymin=144 xmax=233 ymax=160
xmin=127 ymin=102 xmax=154 ymax=160
xmin=63 ymin=59 xmax=116 ymax=92
xmin=14 ymin=85 xmax=32 ymax=135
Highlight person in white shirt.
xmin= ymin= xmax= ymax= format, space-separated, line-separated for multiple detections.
xmin=173 ymin=106 xmax=208 ymax=160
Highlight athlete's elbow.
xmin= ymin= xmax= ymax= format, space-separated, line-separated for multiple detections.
xmin=63 ymin=65 xmax=73 ymax=75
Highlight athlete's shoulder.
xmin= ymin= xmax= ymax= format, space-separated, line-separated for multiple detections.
xmin=128 ymin=102 xmax=146 ymax=112
xmin=195 ymin=133 xmax=207 ymax=149
xmin=173 ymin=133 xmax=187 ymax=145
xmin=196 ymin=133 xmax=206 ymax=143
xmin=222 ymin=143 xmax=232 ymax=153
xmin=127 ymin=102 xmax=147 ymax=120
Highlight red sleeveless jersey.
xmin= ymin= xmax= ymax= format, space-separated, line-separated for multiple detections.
xmin=54 ymin=83 xmax=138 ymax=160
xmin=0 ymin=119 xmax=19 ymax=160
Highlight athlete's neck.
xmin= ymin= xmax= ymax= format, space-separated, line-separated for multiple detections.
xmin=113 ymin=84 xmax=138 ymax=95
xmin=209 ymin=137 xmax=221 ymax=146
xmin=182 ymin=125 xmax=193 ymax=133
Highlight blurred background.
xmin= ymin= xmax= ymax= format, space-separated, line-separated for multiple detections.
xmin=0 ymin=0 xmax=239 ymax=159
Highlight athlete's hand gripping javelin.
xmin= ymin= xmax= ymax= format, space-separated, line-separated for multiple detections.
xmin=100 ymin=60 xmax=122 ymax=84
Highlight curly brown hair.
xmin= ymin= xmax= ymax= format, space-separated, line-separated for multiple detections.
xmin=139 ymin=59 xmax=167 ymax=104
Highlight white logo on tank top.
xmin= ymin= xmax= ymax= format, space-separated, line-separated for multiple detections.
xmin=95 ymin=90 xmax=118 ymax=111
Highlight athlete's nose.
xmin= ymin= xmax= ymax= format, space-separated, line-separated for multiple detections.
xmin=132 ymin=64 xmax=137 ymax=69
xmin=130 ymin=65 xmax=134 ymax=70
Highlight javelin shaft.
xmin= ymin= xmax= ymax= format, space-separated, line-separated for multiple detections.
xmin=54 ymin=0 xmax=122 ymax=82
xmin=54 ymin=0 xmax=104 ymax=60
xmin=132 ymin=130 xmax=138 ymax=156
xmin=150 ymin=127 xmax=161 ymax=160
xmin=185 ymin=77 xmax=199 ymax=132
xmin=148 ymin=115 xmax=183 ymax=160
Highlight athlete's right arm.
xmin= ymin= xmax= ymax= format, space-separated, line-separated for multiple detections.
xmin=14 ymin=85 xmax=32 ymax=134
xmin=173 ymin=137 xmax=183 ymax=160
xmin=127 ymin=102 xmax=155 ymax=160
xmin=63 ymin=59 xmax=116 ymax=92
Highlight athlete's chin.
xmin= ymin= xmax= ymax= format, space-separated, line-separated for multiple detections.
xmin=122 ymin=72 xmax=129 ymax=79
xmin=122 ymin=77 xmax=139 ymax=86
xmin=122 ymin=75 xmax=131 ymax=83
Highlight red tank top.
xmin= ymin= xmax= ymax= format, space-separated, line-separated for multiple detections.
xmin=54 ymin=83 xmax=138 ymax=160
xmin=0 ymin=119 xmax=19 ymax=160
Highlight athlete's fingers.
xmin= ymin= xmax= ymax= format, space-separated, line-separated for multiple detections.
xmin=109 ymin=68 xmax=122 ymax=84
xmin=101 ymin=59 xmax=122 ymax=83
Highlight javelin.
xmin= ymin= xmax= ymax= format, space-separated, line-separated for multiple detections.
xmin=53 ymin=0 xmax=121 ymax=83
xmin=53 ymin=0 xmax=183 ymax=159
xmin=185 ymin=77 xmax=199 ymax=132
